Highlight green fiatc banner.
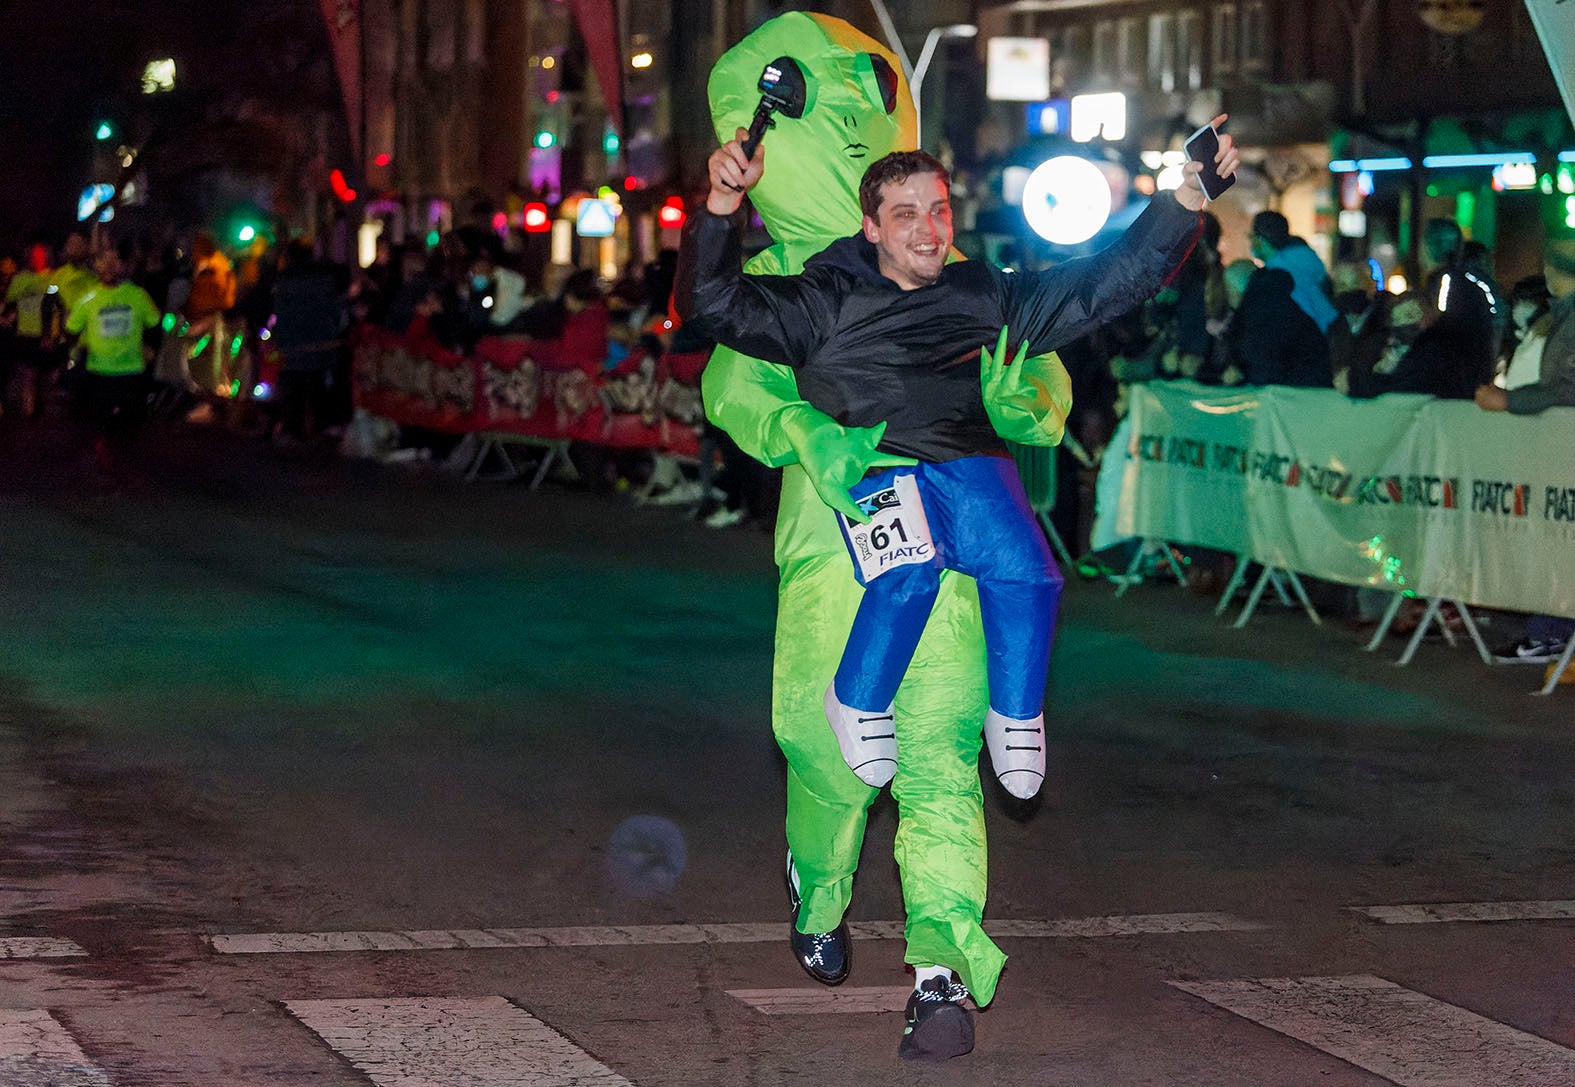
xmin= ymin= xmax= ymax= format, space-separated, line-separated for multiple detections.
xmin=1108 ymin=381 xmax=1575 ymax=618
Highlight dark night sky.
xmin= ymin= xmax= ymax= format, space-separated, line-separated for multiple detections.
xmin=0 ymin=0 xmax=333 ymax=250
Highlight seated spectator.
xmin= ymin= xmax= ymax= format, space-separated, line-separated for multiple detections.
xmin=1250 ymin=210 xmax=1338 ymax=333
xmin=554 ymin=270 xmax=611 ymax=373
xmin=1476 ymin=236 xmax=1575 ymax=663
xmin=1223 ymin=263 xmax=1331 ymax=388
xmin=1363 ymin=282 xmax=1485 ymax=400
xmin=1330 ymin=277 xmax=1395 ymax=397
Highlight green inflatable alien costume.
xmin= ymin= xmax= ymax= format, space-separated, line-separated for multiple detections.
xmin=700 ymin=13 xmax=1072 ymax=1009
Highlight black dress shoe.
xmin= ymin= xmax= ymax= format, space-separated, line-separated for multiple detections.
xmin=787 ymin=851 xmax=850 ymax=985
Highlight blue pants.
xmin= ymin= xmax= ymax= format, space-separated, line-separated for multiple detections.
xmin=834 ymin=456 xmax=1062 ymax=720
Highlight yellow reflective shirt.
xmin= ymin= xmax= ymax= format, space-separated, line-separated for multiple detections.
xmin=49 ymin=263 xmax=99 ymax=313
xmin=5 ymin=270 xmax=52 ymax=339
xmin=65 ymin=282 xmax=161 ymax=376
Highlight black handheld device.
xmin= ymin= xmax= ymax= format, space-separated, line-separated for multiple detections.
xmin=740 ymin=56 xmax=808 ymax=159
xmin=1183 ymin=123 xmax=1235 ymax=201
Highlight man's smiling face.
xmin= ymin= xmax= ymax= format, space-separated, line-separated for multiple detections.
xmin=863 ymin=172 xmax=952 ymax=290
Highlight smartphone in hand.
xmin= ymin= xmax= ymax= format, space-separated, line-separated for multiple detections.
xmin=1183 ymin=123 xmax=1235 ymax=201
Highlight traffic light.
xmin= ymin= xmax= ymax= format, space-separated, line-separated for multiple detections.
xmin=94 ymin=120 xmax=116 ymax=141
xmin=657 ymin=196 xmax=686 ymax=229
xmin=522 ymin=203 xmax=551 ymax=233
xmin=329 ymin=168 xmax=357 ymax=203
xmin=535 ymin=130 xmax=556 ymax=149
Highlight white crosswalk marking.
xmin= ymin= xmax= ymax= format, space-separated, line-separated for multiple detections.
xmin=0 ymin=1009 xmax=113 ymax=1087
xmin=987 ymin=912 xmax=1265 ymax=937
xmin=285 ymin=996 xmax=632 ymax=1086
xmin=208 ymin=912 xmax=1264 ymax=955
xmin=1350 ymin=900 xmax=1575 ymax=924
xmin=726 ymin=986 xmax=913 ymax=1015
xmin=0 ymin=937 xmax=87 ymax=958
xmin=1171 ymin=974 xmax=1575 ymax=1086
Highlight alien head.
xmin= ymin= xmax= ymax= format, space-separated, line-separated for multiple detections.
xmin=709 ymin=12 xmax=916 ymax=241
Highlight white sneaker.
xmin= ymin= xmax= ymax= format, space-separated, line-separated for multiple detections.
xmin=823 ymin=685 xmax=897 ymax=787
xmin=704 ymin=507 xmax=746 ymax=529
xmin=984 ymin=709 xmax=1044 ymax=799
xmin=646 ymin=480 xmax=704 ymax=506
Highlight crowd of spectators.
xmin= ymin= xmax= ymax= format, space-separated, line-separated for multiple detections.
xmin=0 ymin=216 xmax=770 ymax=530
xmin=1044 ymin=210 xmax=1575 ymax=663
xmin=3 ymin=203 xmax=1572 ymax=646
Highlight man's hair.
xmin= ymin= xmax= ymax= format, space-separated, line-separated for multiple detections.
xmin=859 ymin=151 xmax=950 ymax=220
xmin=1250 ymin=211 xmax=1290 ymax=250
xmin=1424 ymin=217 xmax=1464 ymax=264
xmin=1545 ymin=238 xmax=1575 ymax=279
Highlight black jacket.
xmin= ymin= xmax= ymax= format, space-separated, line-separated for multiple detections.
xmin=1228 ymin=267 xmax=1331 ymax=388
xmin=677 ymin=198 xmax=1201 ymax=461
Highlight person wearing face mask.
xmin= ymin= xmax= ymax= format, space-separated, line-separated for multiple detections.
xmin=1475 ymin=238 xmax=1575 ymax=664
xmin=1498 ymin=274 xmax=1552 ymax=391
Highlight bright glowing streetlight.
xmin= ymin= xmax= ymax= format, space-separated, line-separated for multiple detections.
xmin=912 ymin=24 xmax=976 ymax=149
xmin=141 ymin=58 xmax=177 ymax=94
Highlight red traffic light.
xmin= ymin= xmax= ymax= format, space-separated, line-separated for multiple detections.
xmin=523 ymin=202 xmax=551 ymax=233
xmin=657 ymin=196 xmax=685 ymax=229
xmin=329 ymin=168 xmax=357 ymax=203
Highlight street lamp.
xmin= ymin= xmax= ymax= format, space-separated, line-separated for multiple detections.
xmin=912 ymin=24 xmax=976 ymax=149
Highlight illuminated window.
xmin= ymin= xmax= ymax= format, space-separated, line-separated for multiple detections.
xmin=1070 ymin=92 xmax=1127 ymax=142
xmin=1093 ymin=21 xmax=1117 ymax=78
xmin=1148 ymin=13 xmax=1176 ymax=93
xmin=1212 ymin=4 xmax=1237 ymax=76
xmin=1178 ymin=11 xmax=1204 ymax=92
xmin=1117 ymin=18 xmax=1144 ymax=84
xmin=1240 ymin=1 xmax=1269 ymax=74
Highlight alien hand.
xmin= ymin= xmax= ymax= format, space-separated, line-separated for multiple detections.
xmin=980 ymin=325 xmax=1073 ymax=447
xmin=775 ymin=403 xmax=916 ymax=523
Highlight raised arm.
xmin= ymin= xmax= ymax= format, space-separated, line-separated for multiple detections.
xmin=674 ymin=128 xmax=838 ymax=367
xmin=1006 ymin=114 xmax=1240 ymax=353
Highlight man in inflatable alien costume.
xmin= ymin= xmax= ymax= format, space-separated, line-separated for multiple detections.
xmin=698 ymin=13 xmax=1077 ymax=1060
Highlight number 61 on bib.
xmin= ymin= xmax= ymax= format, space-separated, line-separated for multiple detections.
xmin=835 ymin=473 xmax=938 ymax=587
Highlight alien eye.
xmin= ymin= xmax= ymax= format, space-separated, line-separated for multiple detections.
xmin=867 ymin=54 xmax=898 ymax=114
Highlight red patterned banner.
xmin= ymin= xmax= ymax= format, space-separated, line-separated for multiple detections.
xmin=352 ymin=326 xmax=702 ymax=456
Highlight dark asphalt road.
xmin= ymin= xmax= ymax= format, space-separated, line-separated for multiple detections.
xmin=0 ymin=417 xmax=1572 ymax=1085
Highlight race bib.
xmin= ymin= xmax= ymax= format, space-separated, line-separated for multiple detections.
xmin=95 ymin=305 xmax=135 ymax=339
xmin=837 ymin=473 xmax=937 ymax=586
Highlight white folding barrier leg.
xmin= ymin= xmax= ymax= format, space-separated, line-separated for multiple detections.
xmin=1161 ymin=542 xmax=1188 ymax=585
xmin=1363 ymin=592 xmax=1406 ymax=653
xmin=1534 ymin=637 xmax=1575 ymax=697
xmin=1396 ymin=597 xmax=1443 ymax=666
xmin=1232 ymin=565 xmax=1278 ymax=629
xmin=1037 ymin=511 xmax=1077 ymax=570
xmin=1113 ymin=541 xmax=1148 ymax=598
xmin=1214 ymin=554 xmax=1251 ymax=617
xmin=1283 ymin=568 xmax=1322 ymax=626
xmin=464 ymin=436 xmax=498 ymax=482
xmin=528 ymin=442 xmax=562 ymax=490
xmin=1267 ymin=569 xmax=1295 ymax=608
xmin=1451 ymin=600 xmax=1491 ymax=665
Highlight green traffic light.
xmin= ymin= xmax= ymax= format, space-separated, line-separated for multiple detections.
xmin=535 ymin=131 xmax=555 ymax=149
xmin=95 ymin=122 xmax=115 ymax=141
xmin=237 ymin=225 xmax=257 ymax=243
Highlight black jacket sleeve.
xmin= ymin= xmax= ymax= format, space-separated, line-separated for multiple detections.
xmin=1003 ymin=193 xmax=1202 ymax=355
xmin=674 ymin=206 xmax=838 ymax=368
